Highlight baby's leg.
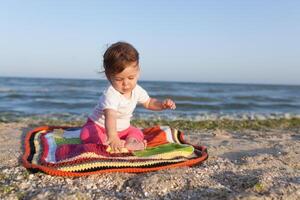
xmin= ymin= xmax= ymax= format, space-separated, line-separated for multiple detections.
xmin=80 ymin=119 xmax=107 ymax=144
xmin=123 ymin=126 xmax=147 ymax=151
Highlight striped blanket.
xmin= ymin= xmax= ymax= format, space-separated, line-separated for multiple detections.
xmin=22 ymin=125 xmax=208 ymax=176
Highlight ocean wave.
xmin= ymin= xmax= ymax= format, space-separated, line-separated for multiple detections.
xmin=233 ymin=95 xmax=295 ymax=103
xmin=153 ymin=95 xmax=219 ymax=102
xmin=1 ymin=111 xmax=300 ymax=123
xmin=0 ymin=87 xmax=16 ymax=92
xmin=134 ymin=112 xmax=300 ymax=121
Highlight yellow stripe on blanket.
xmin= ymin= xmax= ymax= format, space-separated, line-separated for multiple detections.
xmin=32 ymin=130 xmax=47 ymax=164
xmin=58 ymin=158 xmax=187 ymax=172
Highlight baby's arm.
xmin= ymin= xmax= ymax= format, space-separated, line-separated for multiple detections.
xmin=104 ymin=109 xmax=125 ymax=151
xmin=143 ymin=98 xmax=176 ymax=111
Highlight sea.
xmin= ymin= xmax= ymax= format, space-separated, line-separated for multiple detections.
xmin=1 ymin=77 xmax=300 ymax=122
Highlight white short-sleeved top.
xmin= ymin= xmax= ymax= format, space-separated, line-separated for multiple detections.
xmin=89 ymin=84 xmax=150 ymax=131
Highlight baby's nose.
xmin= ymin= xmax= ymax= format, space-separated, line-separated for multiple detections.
xmin=123 ymin=79 xmax=130 ymax=86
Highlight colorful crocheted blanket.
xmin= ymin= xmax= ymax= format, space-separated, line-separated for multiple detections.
xmin=22 ymin=125 xmax=208 ymax=176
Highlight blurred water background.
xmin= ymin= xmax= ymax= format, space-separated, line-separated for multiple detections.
xmin=1 ymin=77 xmax=300 ymax=122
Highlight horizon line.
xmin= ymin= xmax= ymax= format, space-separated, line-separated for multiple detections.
xmin=0 ymin=75 xmax=299 ymax=87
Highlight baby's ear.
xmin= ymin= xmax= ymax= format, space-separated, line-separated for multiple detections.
xmin=136 ymin=64 xmax=140 ymax=71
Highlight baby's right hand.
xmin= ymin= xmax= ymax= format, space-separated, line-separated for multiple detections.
xmin=162 ymin=98 xmax=176 ymax=110
xmin=106 ymin=136 xmax=126 ymax=153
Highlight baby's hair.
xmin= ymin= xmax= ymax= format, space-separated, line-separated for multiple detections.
xmin=103 ymin=41 xmax=139 ymax=78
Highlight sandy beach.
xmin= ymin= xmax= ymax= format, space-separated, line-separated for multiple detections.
xmin=0 ymin=120 xmax=299 ymax=200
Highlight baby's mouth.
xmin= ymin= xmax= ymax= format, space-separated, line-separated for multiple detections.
xmin=120 ymin=88 xmax=130 ymax=94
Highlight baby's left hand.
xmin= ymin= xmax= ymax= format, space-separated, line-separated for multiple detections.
xmin=162 ymin=99 xmax=176 ymax=110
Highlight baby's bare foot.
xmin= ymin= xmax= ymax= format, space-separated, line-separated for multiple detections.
xmin=125 ymin=138 xmax=146 ymax=151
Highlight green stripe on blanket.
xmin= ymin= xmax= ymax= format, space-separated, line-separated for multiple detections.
xmin=54 ymin=138 xmax=81 ymax=145
xmin=133 ymin=143 xmax=194 ymax=157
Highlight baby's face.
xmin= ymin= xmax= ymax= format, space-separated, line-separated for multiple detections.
xmin=110 ymin=62 xmax=140 ymax=95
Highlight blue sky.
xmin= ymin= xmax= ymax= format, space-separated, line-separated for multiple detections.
xmin=0 ymin=1 xmax=299 ymax=85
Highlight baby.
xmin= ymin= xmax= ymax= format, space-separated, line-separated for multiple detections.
xmin=80 ymin=41 xmax=176 ymax=152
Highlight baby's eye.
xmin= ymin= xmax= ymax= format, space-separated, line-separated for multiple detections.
xmin=128 ymin=77 xmax=135 ymax=80
xmin=115 ymin=78 xmax=123 ymax=82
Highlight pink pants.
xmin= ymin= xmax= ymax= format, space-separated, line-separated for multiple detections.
xmin=80 ymin=119 xmax=144 ymax=144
